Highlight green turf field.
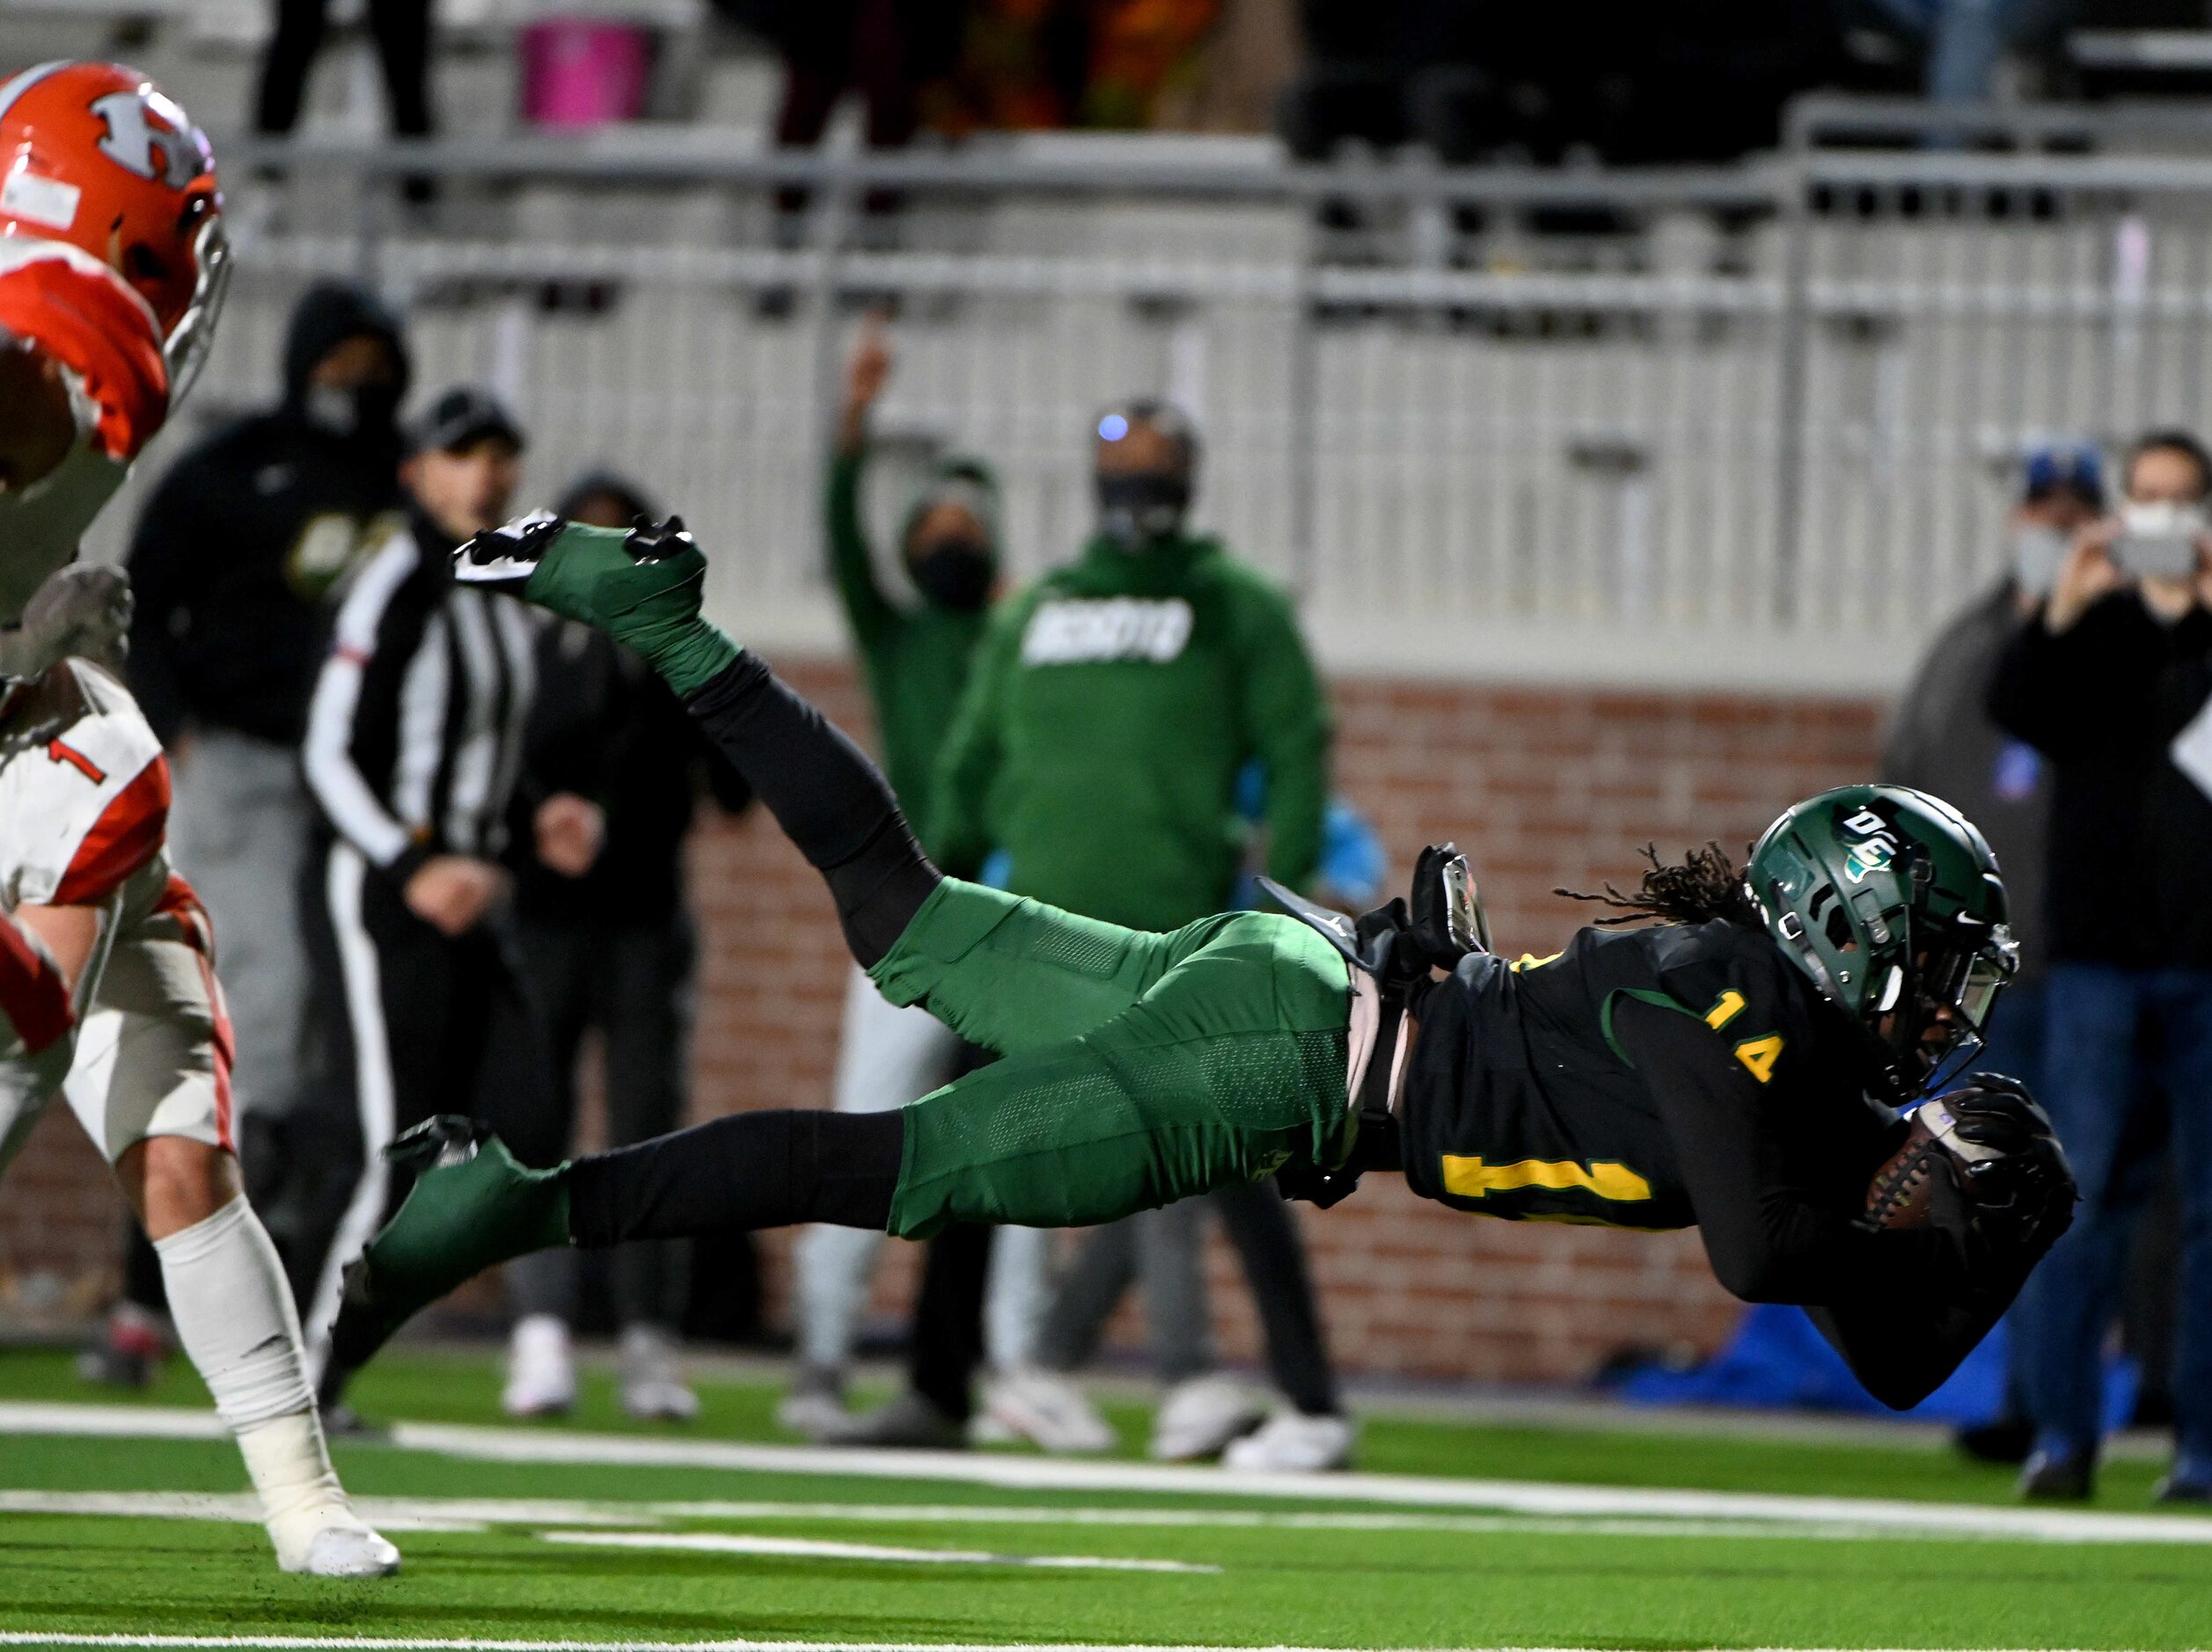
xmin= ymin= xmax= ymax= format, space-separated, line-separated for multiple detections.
xmin=3 ymin=1347 xmax=2208 ymax=1651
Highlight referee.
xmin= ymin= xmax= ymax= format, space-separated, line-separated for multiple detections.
xmin=297 ymin=387 xmax=600 ymax=1422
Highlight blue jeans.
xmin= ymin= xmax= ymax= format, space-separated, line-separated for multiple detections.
xmin=2020 ymin=963 xmax=2212 ymax=1463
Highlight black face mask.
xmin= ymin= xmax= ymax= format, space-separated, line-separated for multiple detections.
xmin=1096 ymin=471 xmax=1190 ymax=550
xmin=907 ymin=537 xmax=995 ymax=610
xmin=304 ymin=379 xmax=404 ymax=441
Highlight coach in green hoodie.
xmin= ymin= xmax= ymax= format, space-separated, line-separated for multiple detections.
xmin=934 ymin=405 xmax=1328 ymax=925
xmin=930 ymin=403 xmax=1351 ymax=1471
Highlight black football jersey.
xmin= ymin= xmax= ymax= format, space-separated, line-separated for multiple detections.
xmin=1398 ymin=919 xmax=1897 ymax=1232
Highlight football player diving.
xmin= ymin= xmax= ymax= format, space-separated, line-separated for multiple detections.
xmin=329 ymin=514 xmax=2076 ymax=1411
xmin=0 ymin=61 xmax=397 ymax=1574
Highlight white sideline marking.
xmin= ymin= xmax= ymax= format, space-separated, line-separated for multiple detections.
xmin=6 ymin=1400 xmax=2212 ymax=1546
xmin=540 ymin=1529 xmax=1218 ymax=1573
xmin=0 ymin=1639 xmax=2124 ymax=1652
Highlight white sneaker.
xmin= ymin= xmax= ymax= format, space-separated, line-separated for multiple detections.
xmin=776 ymin=1364 xmax=850 ymax=1440
xmin=619 ymin=1324 xmax=699 ymax=1422
xmin=269 ymin=1503 xmax=401 ymax=1577
xmin=1221 ymin=1409 xmax=1357 ymax=1473
xmin=966 ymin=1409 xmax=1018 ymax=1445
xmin=983 ymin=1367 xmax=1117 ymax=1454
xmin=297 ymin=1522 xmax=403 ymax=1577
xmin=501 ymin=1314 xmax=576 ymax=1418
xmin=1149 ymin=1374 xmax=1266 ymax=1462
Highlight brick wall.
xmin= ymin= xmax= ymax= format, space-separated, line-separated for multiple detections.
xmin=0 ymin=663 xmax=1885 ymax=1385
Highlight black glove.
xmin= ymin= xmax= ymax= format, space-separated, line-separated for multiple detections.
xmin=1945 ymin=1072 xmax=2050 ymax=1155
xmin=1276 ymin=1115 xmax=1403 ymax=1209
xmin=1276 ymin=1163 xmax=1362 ymax=1209
xmin=1405 ymin=842 xmax=1489 ymax=968
xmin=1939 ymin=1072 xmax=2076 ymax=1248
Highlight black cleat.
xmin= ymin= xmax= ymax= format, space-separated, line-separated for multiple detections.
xmin=1953 ymin=1416 xmax=2033 ymax=1466
xmin=2154 ymin=1462 xmax=2212 ymax=1505
xmin=2018 ymin=1448 xmax=2095 ymax=1502
xmin=816 ymin=1390 xmax=968 ymax=1450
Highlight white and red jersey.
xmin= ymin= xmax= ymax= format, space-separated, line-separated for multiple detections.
xmin=0 ymin=655 xmax=172 ymax=923
xmin=0 ymin=659 xmax=231 ymax=1166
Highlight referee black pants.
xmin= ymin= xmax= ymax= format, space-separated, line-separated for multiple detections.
xmin=295 ymin=840 xmax=554 ymax=1380
xmin=501 ymin=910 xmax=697 ymax=1332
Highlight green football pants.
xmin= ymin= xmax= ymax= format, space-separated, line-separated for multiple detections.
xmin=868 ymin=880 xmax=1354 ymax=1239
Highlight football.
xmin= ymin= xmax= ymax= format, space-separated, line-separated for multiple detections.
xmin=1863 ymin=1113 xmax=1955 ymax=1230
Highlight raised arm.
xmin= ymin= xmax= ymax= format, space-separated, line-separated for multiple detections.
xmin=1989 ymin=524 xmax=2176 ymax=758
xmin=825 ymin=316 xmax=899 ymax=652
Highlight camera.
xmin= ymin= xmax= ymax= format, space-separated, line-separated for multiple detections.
xmin=2113 ymin=501 xmax=2207 ymax=579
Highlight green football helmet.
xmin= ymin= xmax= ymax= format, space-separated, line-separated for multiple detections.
xmin=1745 ymin=784 xmax=2018 ymax=1093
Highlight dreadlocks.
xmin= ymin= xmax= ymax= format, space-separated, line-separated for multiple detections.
xmin=1556 ymin=843 xmax=1762 ymax=930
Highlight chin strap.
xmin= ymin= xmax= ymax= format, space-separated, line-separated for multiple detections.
xmin=1259 ymin=844 xmax=1488 ymax=1205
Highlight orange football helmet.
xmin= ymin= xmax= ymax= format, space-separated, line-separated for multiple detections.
xmin=0 ymin=60 xmax=228 ymax=408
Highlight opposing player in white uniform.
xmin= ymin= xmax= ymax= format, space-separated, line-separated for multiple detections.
xmin=0 ymin=59 xmax=396 ymax=1576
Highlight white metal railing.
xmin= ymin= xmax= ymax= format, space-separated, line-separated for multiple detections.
xmin=83 ymin=113 xmax=2212 ymax=693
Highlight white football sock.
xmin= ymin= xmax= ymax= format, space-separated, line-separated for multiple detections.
xmin=153 ymin=1194 xmax=371 ymax=1567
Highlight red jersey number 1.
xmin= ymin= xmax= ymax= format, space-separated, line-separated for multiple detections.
xmin=47 ymin=740 xmax=107 ymax=786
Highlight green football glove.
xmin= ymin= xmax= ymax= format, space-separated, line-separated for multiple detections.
xmin=456 ymin=511 xmax=740 ymax=699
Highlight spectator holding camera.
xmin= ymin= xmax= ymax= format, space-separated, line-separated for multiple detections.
xmin=1990 ymin=428 xmax=2212 ymax=1505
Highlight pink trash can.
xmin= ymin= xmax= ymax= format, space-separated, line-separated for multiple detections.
xmin=518 ymin=19 xmax=654 ymax=129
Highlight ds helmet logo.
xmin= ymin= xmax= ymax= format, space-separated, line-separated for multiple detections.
xmin=1840 ymin=807 xmax=1901 ymax=884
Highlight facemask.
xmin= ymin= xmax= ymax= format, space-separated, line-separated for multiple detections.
xmin=304 ymin=380 xmax=403 ymax=440
xmin=907 ymin=537 xmax=995 ymax=611
xmin=2011 ymin=524 xmax=2068 ymax=596
xmin=1097 ymin=471 xmax=1190 ymax=551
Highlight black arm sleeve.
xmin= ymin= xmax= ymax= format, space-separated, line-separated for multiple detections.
xmin=685 ymin=651 xmax=937 ymax=967
xmin=1610 ymin=997 xmax=2001 ymax=1409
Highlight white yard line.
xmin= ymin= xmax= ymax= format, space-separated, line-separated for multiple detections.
xmin=5 ymin=1401 xmax=2211 ymax=1547
xmin=0 ymin=1488 xmax=2082 ymax=1546
xmin=639 ymin=1500 xmax=1898 ymax=1542
xmin=0 ymin=1490 xmax=663 ymax=1531
xmin=0 ymin=1490 xmax=483 ymax=1531
xmin=0 ymin=1638 xmax=2125 ymax=1652
xmin=538 ymin=1530 xmax=1217 ymax=1573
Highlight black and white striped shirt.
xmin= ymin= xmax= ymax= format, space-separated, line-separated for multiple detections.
xmin=303 ymin=513 xmax=538 ymax=883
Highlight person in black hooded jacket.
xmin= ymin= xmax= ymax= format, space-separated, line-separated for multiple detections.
xmin=116 ymin=280 xmax=410 ymax=1311
xmin=128 ymin=281 xmax=411 ymax=753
